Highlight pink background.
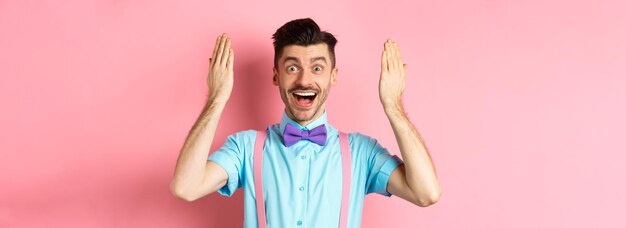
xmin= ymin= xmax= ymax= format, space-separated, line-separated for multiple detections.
xmin=1 ymin=0 xmax=625 ymax=227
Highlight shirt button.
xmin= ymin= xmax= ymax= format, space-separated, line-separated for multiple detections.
xmin=299 ymin=186 xmax=304 ymax=191
xmin=300 ymin=155 xmax=306 ymax=160
xmin=297 ymin=220 xmax=303 ymax=225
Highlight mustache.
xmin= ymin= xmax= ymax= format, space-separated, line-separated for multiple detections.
xmin=288 ymin=86 xmax=320 ymax=93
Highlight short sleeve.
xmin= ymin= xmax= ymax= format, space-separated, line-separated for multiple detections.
xmin=351 ymin=133 xmax=404 ymax=197
xmin=207 ymin=130 xmax=255 ymax=197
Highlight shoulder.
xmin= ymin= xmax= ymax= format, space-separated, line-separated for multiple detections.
xmin=226 ymin=125 xmax=280 ymax=143
xmin=347 ymin=132 xmax=380 ymax=146
xmin=221 ymin=129 xmax=261 ymax=149
xmin=228 ymin=129 xmax=257 ymax=140
xmin=344 ymin=132 xmax=388 ymax=158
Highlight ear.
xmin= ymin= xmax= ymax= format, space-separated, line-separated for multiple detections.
xmin=330 ymin=67 xmax=338 ymax=86
xmin=272 ymin=67 xmax=279 ymax=86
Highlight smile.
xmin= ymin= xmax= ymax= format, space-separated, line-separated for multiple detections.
xmin=292 ymin=91 xmax=318 ymax=108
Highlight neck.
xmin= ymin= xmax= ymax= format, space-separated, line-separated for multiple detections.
xmin=286 ymin=107 xmax=326 ymax=127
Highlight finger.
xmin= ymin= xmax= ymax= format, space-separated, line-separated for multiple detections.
xmin=388 ymin=41 xmax=398 ymax=71
xmin=227 ymin=48 xmax=234 ymax=71
xmin=395 ymin=42 xmax=404 ymax=63
xmin=221 ymin=38 xmax=231 ymax=67
xmin=392 ymin=41 xmax=399 ymax=60
xmin=383 ymin=39 xmax=388 ymax=52
xmin=216 ymin=34 xmax=227 ymax=65
xmin=385 ymin=39 xmax=391 ymax=51
xmin=385 ymin=39 xmax=392 ymax=71
xmin=385 ymin=41 xmax=393 ymax=67
xmin=391 ymin=42 xmax=403 ymax=71
xmin=393 ymin=42 xmax=401 ymax=70
xmin=211 ymin=35 xmax=221 ymax=67
xmin=381 ymin=50 xmax=388 ymax=72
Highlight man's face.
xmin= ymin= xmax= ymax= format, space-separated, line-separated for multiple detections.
xmin=273 ymin=43 xmax=338 ymax=125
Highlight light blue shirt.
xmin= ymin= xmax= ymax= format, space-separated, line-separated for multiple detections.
xmin=208 ymin=112 xmax=404 ymax=227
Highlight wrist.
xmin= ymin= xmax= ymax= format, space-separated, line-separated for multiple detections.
xmin=383 ymin=101 xmax=405 ymax=117
xmin=206 ymin=95 xmax=229 ymax=108
xmin=382 ymin=98 xmax=401 ymax=111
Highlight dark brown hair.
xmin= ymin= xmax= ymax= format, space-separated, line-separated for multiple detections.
xmin=272 ymin=18 xmax=338 ymax=69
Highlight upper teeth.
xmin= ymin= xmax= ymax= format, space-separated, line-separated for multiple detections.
xmin=294 ymin=92 xmax=316 ymax=96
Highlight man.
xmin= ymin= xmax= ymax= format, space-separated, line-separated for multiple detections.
xmin=171 ymin=18 xmax=441 ymax=227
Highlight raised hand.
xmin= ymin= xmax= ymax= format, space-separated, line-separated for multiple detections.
xmin=378 ymin=40 xmax=442 ymax=208
xmin=207 ymin=34 xmax=234 ymax=103
xmin=379 ymin=39 xmax=407 ymax=110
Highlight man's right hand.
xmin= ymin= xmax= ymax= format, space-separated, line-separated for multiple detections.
xmin=171 ymin=34 xmax=234 ymax=201
xmin=207 ymin=33 xmax=234 ymax=103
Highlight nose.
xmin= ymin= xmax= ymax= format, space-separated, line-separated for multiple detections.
xmin=295 ymin=69 xmax=314 ymax=86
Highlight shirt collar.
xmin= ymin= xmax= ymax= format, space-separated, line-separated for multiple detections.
xmin=280 ymin=111 xmax=328 ymax=136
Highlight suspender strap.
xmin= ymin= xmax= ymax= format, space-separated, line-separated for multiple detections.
xmin=254 ymin=130 xmax=267 ymax=228
xmin=254 ymin=130 xmax=352 ymax=228
xmin=338 ymin=132 xmax=352 ymax=228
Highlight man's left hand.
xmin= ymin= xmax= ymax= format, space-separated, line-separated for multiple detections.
xmin=379 ymin=39 xmax=407 ymax=111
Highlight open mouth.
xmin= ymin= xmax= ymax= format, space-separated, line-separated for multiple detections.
xmin=292 ymin=91 xmax=318 ymax=108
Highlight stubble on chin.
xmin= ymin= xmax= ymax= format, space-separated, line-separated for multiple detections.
xmin=281 ymin=82 xmax=331 ymax=124
xmin=286 ymin=105 xmax=314 ymax=122
xmin=291 ymin=91 xmax=328 ymax=123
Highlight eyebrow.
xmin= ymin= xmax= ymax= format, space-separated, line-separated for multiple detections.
xmin=311 ymin=56 xmax=327 ymax=64
xmin=283 ymin=56 xmax=328 ymax=65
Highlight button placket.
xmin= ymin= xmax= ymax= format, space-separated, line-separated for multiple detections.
xmin=296 ymin=145 xmax=310 ymax=228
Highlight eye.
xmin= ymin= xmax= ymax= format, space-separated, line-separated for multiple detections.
xmin=288 ymin=66 xmax=298 ymax=72
xmin=313 ymin=66 xmax=323 ymax=72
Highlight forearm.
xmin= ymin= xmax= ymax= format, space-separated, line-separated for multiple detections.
xmin=171 ymin=98 xmax=226 ymax=195
xmin=385 ymin=105 xmax=441 ymax=202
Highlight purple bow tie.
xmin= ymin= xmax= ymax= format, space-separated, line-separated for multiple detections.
xmin=283 ymin=123 xmax=327 ymax=147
